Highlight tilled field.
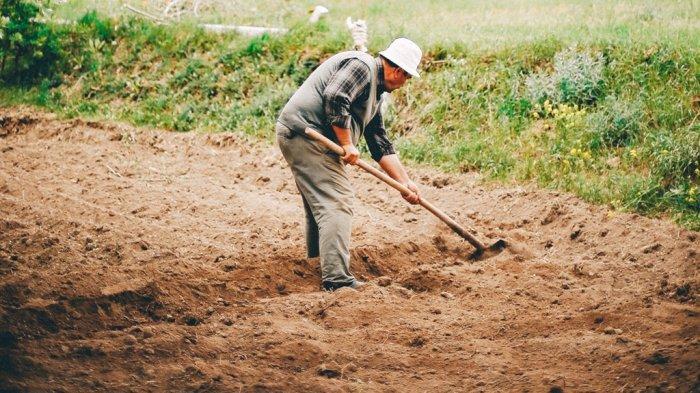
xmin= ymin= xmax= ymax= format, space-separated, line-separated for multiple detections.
xmin=0 ymin=108 xmax=698 ymax=392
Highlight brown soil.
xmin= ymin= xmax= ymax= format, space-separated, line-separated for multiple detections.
xmin=0 ymin=108 xmax=698 ymax=392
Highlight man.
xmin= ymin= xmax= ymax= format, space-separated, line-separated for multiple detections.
xmin=276 ymin=38 xmax=422 ymax=291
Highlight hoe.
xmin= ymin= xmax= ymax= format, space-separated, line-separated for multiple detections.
xmin=305 ymin=128 xmax=507 ymax=261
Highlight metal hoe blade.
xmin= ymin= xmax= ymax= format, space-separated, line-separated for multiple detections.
xmin=468 ymin=239 xmax=507 ymax=261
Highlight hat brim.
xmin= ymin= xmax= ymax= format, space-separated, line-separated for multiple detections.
xmin=380 ymin=51 xmax=420 ymax=78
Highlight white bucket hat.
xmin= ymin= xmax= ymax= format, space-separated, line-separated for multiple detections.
xmin=379 ymin=37 xmax=422 ymax=78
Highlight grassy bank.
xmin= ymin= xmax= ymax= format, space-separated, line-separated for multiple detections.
xmin=0 ymin=7 xmax=698 ymax=229
xmin=53 ymin=0 xmax=700 ymax=49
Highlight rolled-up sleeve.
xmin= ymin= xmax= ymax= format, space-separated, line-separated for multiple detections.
xmin=364 ymin=111 xmax=396 ymax=162
xmin=322 ymin=59 xmax=371 ymax=130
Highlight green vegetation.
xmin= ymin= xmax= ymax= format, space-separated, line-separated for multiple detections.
xmin=1 ymin=1 xmax=698 ymax=229
xmin=0 ymin=0 xmax=63 ymax=83
xmin=51 ymin=0 xmax=700 ymax=50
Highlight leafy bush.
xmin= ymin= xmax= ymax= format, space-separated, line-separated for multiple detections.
xmin=0 ymin=0 xmax=62 ymax=83
xmin=525 ymin=47 xmax=605 ymax=106
xmin=587 ymin=96 xmax=644 ymax=148
xmin=241 ymin=33 xmax=271 ymax=58
xmin=649 ymin=127 xmax=700 ymax=187
xmin=499 ymin=94 xmax=532 ymax=119
xmin=77 ymin=10 xmax=113 ymax=41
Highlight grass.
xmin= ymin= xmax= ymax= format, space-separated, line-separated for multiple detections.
xmin=51 ymin=0 xmax=700 ymax=49
xmin=1 ymin=1 xmax=699 ymax=230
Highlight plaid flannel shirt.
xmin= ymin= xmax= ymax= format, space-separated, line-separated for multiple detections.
xmin=322 ymin=57 xmax=396 ymax=162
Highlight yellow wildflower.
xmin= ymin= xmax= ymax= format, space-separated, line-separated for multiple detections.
xmin=543 ymin=100 xmax=552 ymax=114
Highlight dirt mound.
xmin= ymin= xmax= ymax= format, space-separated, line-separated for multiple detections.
xmin=0 ymin=108 xmax=698 ymax=392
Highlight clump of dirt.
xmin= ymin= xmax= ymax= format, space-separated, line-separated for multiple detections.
xmin=0 ymin=108 xmax=698 ymax=391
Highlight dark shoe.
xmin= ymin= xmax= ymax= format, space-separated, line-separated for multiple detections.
xmin=322 ymin=280 xmax=363 ymax=291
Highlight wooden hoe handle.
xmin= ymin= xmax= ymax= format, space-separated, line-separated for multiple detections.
xmin=304 ymin=128 xmax=486 ymax=251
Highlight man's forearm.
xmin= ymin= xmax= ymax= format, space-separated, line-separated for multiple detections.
xmin=378 ymin=154 xmax=410 ymax=183
xmin=332 ymin=125 xmax=360 ymax=164
xmin=331 ymin=125 xmax=353 ymax=146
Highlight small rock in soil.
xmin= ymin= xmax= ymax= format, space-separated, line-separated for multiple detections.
xmin=409 ymin=336 xmax=427 ymax=347
xmin=440 ymin=291 xmax=454 ymax=300
xmin=433 ymin=236 xmax=448 ymax=252
xmin=123 ymin=334 xmax=138 ymax=345
xmin=141 ymin=327 xmax=154 ymax=339
xmin=376 ymin=276 xmax=392 ymax=287
xmin=431 ymin=177 xmax=450 ymax=188
xmin=276 ymin=283 xmax=288 ymax=295
xmin=642 ymin=243 xmax=661 ymax=254
xmin=222 ymin=262 xmax=238 ymax=272
xmin=645 ymin=351 xmax=670 ymax=365
xmin=603 ymin=327 xmax=623 ymax=335
xmin=616 ymin=336 xmax=630 ymax=344
xmin=72 ymin=345 xmax=105 ymax=358
xmin=396 ymin=286 xmax=413 ymax=298
xmin=184 ymin=333 xmax=197 ymax=344
xmin=674 ymin=283 xmax=692 ymax=302
xmin=317 ymin=364 xmax=341 ymax=378
xmin=184 ymin=315 xmax=200 ymax=326
xmin=214 ymin=255 xmax=226 ymax=263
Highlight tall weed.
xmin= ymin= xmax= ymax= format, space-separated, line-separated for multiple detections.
xmin=588 ymin=96 xmax=644 ymax=148
xmin=525 ymin=47 xmax=605 ymax=106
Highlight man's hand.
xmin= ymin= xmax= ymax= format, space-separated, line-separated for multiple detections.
xmin=341 ymin=144 xmax=360 ymax=165
xmin=401 ymin=180 xmax=420 ymax=204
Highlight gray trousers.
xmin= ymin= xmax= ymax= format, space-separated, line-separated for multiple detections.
xmin=275 ymin=122 xmax=356 ymax=286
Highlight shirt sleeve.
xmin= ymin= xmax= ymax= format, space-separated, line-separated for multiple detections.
xmin=322 ymin=59 xmax=371 ymax=130
xmin=364 ymin=110 xmax=396 ymax=162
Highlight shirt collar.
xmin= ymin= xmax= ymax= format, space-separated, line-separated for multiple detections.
xmin=375 ymin=56 xmax=386 ymax=96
